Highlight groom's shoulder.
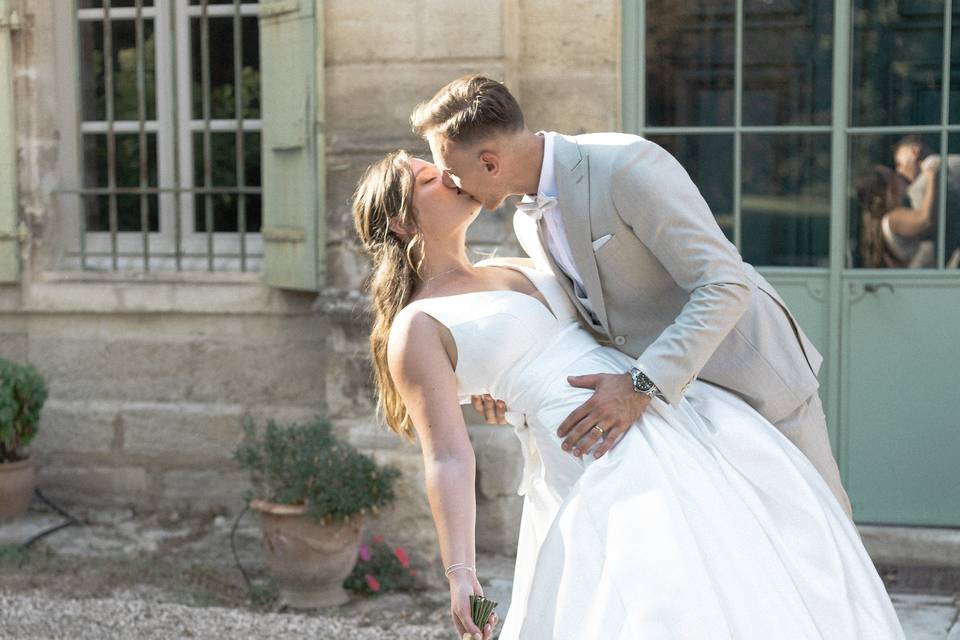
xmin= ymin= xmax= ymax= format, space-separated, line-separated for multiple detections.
xmin=560 ymin=132 xmax=661 ymax=163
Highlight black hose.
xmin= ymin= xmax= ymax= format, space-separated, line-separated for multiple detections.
xmin=230 ymin=503 xmax=253 ymax=591
xmin=21 ymin=488 xmax=80 ymax=549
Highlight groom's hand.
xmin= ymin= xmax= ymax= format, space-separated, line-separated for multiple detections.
xmin=557 ymin=373 xmax=651 ymax=459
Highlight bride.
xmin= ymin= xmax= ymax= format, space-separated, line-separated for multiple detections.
xmin=352 ymin=150 xmax=905 ymax=640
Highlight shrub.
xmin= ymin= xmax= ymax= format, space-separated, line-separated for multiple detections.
xmin=233 ymin=416 xmax=401 ymax=522
xmin=0 ymin=358 xmax=48 ymax=463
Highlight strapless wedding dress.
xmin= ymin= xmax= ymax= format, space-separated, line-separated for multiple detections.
xmin=408 ymin=258 xmax=904 ymax=640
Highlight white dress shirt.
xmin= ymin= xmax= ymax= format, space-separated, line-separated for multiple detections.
xmin=531 ymin=132 xmax=600 ymax=322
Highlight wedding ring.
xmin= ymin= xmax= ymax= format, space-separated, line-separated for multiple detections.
xmin=592 ymin=424 xmax=605 ymax=436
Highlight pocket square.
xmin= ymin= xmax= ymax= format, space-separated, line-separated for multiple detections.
xmin=592 ymin=234 xmax=613 ymax=251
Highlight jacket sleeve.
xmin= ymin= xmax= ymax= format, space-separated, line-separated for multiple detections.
xmin=610 ymin=139 xmax=754 ymax=406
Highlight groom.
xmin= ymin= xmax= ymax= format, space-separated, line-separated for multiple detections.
xmin=411 ymin=75 xmax=853 ymax=518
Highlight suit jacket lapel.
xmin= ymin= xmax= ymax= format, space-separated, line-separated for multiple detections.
xmin=553 ymin=135 xmax=610 ymax=333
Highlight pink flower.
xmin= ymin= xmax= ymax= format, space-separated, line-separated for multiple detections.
xmin=408 ymin=569 xmax=418 ymax=577
xmin=371 ymin=534 xmax=385 ymax=544
xmin=358 ymin=544 xmax=371 ymax=562
xmin=364 ymin=573 xmax=380 ymax=592
xmin=393 ymin=546 xmax=410 ymax=568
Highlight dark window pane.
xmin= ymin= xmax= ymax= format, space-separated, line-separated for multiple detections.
xmin=84 ymin=194 xmax=159 ymax=233
xmin=193 ymin=131 xmax=262 ymax=232
xmin=647 ymin=134 xmax=734 ymax=240
xmin=83 ymin=132 xmax=158 ymax=188
xmin=646 ymin=1 xmax=735 ymax=126
xmin=851 ymin=0 xmax=945 ymax=127
xmin=849 ymin=133 xmax=940 ymax=268
xmin=742 ymin=0 xmax=833 ymax=126
xmin=741 ymin=134 xmax=830 ymax=267
xmin=79 ymin=17 xmax=157 ymax=121
xmin=191 ymin=15 xmax=261 ymax=120
xmin=949 ymin=5 xmax=960 ymax=123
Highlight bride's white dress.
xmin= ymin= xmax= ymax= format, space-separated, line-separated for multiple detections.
xmin=409 ymin=258 xmax=904 ymax=640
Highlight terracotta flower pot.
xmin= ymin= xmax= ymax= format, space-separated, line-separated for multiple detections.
xmin=250 ymin=499 xmax=364 ymax=608
xmin=0 ymin=457 xmax=35 ymax=522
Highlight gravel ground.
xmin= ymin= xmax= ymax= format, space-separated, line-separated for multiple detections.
xmin=0 ymin=592 xmax=453 ymax=640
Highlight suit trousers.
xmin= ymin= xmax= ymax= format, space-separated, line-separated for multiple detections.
xmin=772 ymin=392 xmax=854 ymax=520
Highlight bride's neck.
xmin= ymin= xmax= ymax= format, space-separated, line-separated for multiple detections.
xmin=417 ymin=244 xmax=473 ymax=285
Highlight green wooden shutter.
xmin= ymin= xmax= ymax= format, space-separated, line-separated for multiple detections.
xmin=257 ymin=0 xmax=325 ymax=290
xmin=0 ymin=0 xmax=20 ymax=283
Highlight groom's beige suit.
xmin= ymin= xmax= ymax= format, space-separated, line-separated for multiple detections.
xmin=513 ymin=132 xmax=853 ymax=516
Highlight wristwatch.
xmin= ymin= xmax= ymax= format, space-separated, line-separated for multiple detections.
xmin=629 ymin=367 xmax=660 ymax=399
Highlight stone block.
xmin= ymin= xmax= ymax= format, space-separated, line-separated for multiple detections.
xmin=31 ymin=399 xmax=118 ymax=454
xmin=519 ymin=72 xmax=619 ymax=133
xmin=327 ymin=62 xmax=506 ymax=143
xmin=0 ymin=316 xmax=27 ymax=361
xmin=418 ymin=0 xmax=503 ymax=60
xmin=37 ymin=465 xmax=150 ymax=504
xmin=29 ymin=334 xmax=195 ymax=402
xmin=325 ymin=351 xmax=376 ymax=419
xmin=470 ymin=424 xmax=525 ymax=500
xmin=518 ymin=0 xmax=618 ymax=71
xmin=121 ymin=402 xmax=245 ymax=459
xmin=325 ymin=0 xmax=419 ymax=64
xmin=160 ymin=468 xmax=250 ymax=511
xmin=476 ymin=494 xmax=523 ymax=552
xmin=186 ymin=338 xmax=326 ymax=405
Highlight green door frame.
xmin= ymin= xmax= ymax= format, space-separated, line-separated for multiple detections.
xmin=621 ymin=0 xmax=960 ymax=522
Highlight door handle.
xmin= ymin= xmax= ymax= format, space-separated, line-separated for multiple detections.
xmin=864 ymin=283 xmax=894 ymax=294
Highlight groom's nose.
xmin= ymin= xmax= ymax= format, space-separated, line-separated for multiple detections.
xmin=441 ymin=170 xmax=462 ymax=190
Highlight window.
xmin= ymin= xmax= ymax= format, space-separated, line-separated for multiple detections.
xmin=625 ymin=0 xmax=960 ymax=271
xmin=61 ymin=0 xmax=262 ymax=272
xmin=848 ymin=0 xmax=960 ymax=269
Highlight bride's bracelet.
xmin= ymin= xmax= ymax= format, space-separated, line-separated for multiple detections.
xmin=444 ymin=562 xmax=476 ymax=578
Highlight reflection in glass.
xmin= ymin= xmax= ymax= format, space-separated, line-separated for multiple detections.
xmin=849 ymin=133 xmax=941 ymax=268
xmin=950 ymin=5 xmax=960 ymax=123
xmin=79 ymin=16 xmax=157 ymax=122
xmin=851 ymin=1 xmax=944 ymax=126
xmin=648 ymin=134 xmax=734 ymax=240
xmin=742 ymin=0 xmax=833 ymax=125
xmin=944 ymin=136 xmax=960 ymax=268
xmin=741 ymin=134 xmax=830 ymax=267
xmin=645 ymin=1 xmax=734 ymax=127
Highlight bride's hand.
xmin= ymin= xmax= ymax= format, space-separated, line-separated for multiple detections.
xmin=448 ymin=573 xmax=498 ymax=639
xmin=471 ymin=393 xmax=508 ymax=424
xmin=558 ymin=372 xmax=651 ymax=459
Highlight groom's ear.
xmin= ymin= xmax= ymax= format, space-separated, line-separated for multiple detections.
xmin=479 ymin=150 xmax=501 ymax=176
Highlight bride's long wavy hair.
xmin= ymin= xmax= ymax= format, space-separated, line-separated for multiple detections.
xmin=352 ymin=150 xmax=425 ymax=442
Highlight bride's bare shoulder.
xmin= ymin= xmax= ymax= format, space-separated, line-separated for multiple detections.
xmin=387 ymin=303 xmax=453 ymax=372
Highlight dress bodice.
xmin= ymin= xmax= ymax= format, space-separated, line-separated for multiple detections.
xmin=404 ymin=258 xmax=599 ymax=409
xmin=406 ymin=258 xmax=606 ymax=496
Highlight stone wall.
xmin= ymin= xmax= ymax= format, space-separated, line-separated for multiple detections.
xmin=0 ymin=0 xmax=620 ymax=568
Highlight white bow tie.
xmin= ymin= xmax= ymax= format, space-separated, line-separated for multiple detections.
xmin=515 ymin=194 xmax=558 ymax=221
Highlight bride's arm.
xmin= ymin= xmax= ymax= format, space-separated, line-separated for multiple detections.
xmin=885 ymin=164 xmax=938 ymax=238
xmin=387 ymin=310 xmax=491 ymax=639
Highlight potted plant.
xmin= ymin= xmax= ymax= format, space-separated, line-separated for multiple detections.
xmin=234 ymin=416 xmax=401 ymax=608
xmin=0 ymin=358 xmax=48 ymax=522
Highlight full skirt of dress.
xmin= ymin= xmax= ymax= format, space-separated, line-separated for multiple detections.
xmin=498 ymin=351 xmax=904 ymax=640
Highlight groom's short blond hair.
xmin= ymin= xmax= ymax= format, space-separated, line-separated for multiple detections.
xmin=411 ymin=75 xmax=524 ymax=145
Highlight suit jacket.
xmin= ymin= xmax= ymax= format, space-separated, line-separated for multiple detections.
xmin=907 ymin=154 xmax=960 ymax=256
xmin=513 ymin=132 xmax=823 ymax=424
